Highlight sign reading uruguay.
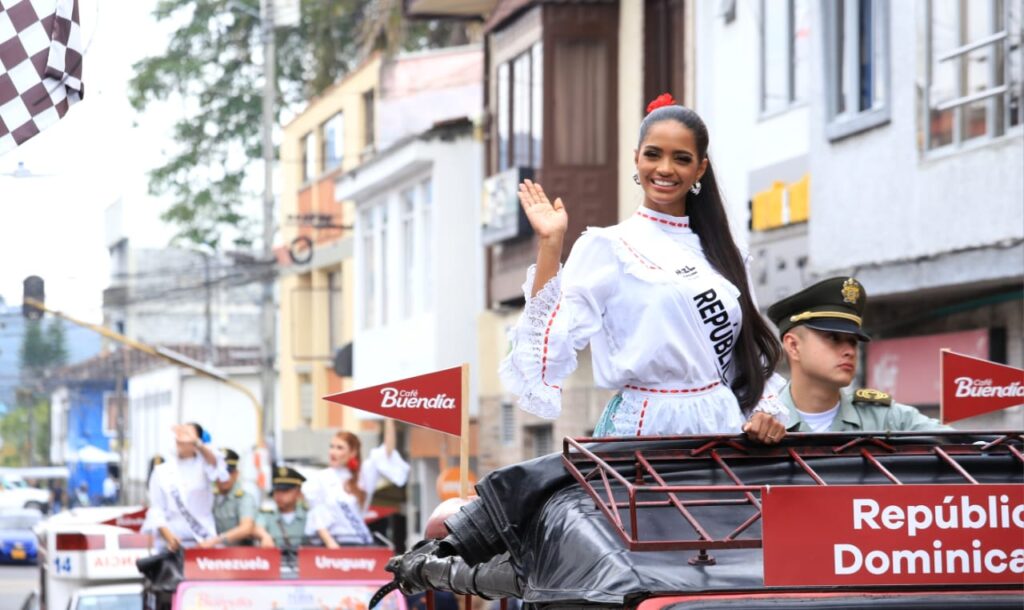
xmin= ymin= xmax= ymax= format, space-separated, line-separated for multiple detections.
xmin=941 ymin=350 xmax=1024 ymax=424
xmin=324 ymin=366 xmax=463 ymax=436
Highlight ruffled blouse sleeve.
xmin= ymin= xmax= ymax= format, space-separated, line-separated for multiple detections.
xmin=499 ymin=231 xmax=618 ymax=419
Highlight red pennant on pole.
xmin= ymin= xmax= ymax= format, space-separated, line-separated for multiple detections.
xmin=940 ymin=350 xmax=1024 ymax=424
xmin=324 ymin=366 xmax=463 ymax=436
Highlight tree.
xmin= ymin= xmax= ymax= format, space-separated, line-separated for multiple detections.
xmin=6 ymin=319 xmax=68 ymax=466
xmin=129 ymin=0 xmax=468 ymax=251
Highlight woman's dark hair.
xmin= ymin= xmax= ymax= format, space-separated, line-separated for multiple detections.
xmin=638 ymin=105 xmax=782 ymax=413
xmin=186 ymin=421 xmax=205 ymax=440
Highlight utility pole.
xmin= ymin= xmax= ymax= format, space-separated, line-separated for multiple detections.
xmin=260 ymin=0 xmax=278 ymax=461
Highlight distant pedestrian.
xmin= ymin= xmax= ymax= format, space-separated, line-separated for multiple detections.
xmin=73 ymin=482 xmax=90 ymax=508
xmin=102 ymin=469 xmax=120 ymax=506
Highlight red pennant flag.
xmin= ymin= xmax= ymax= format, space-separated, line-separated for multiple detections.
xmin=101 ymin=508 xmax=147 ymax=532
xmin=941 ymin=350 xmax=1024 ymax=424
xmin=324 ymin=366 xmax=463 ymax=436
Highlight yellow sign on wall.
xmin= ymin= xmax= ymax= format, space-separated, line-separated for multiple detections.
xmin=751 ymin=174 xmax=810 ymax=231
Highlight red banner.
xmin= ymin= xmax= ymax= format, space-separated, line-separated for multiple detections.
xmin=762 ymin=484 xmax=1024 ymax=587
xmin=183 ymin=548 xmax=281 ymax=580
xmin=101 ymin=508 xmax=147 ymax=532
xmin=297 ymin=547 xmax=394 ymax=580
xmin=324 ymin=366 xmax=463 ymax=436
xmin=940 ymin=350 xmax=1024 ymax=424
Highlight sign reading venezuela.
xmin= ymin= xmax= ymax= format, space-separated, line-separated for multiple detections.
xmin=762 ymin=485 xmax=1024 ymax=586
xmin=183 ymin=548 xmax=281 ymax=580
xmin=324 ymin=366 xmax=463 ymax=436
xmin=941 ymin=350 xmax=1024 ymax=424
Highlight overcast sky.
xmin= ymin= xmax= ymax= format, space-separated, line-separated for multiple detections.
xmin=0 ymin=0 xmax=177 ymax=322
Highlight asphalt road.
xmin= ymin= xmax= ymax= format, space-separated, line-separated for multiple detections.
xmin=0 ymin=565 xmax=37 ymax=610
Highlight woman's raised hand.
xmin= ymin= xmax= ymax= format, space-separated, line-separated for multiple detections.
xmin=518 ymin=179 xmax=567 ymax=242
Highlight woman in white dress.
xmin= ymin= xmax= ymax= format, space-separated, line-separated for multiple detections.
xmin=500 ymin=94 xmax=787 ymax=443
xmin=303 ymin=419 xmax=409 ymax=547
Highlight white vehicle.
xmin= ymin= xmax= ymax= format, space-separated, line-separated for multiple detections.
xmin=0 ymin=473 xmax=52 ymax=512
xmin=35 ymin=507 xmax=151 ymax=610
xmin=67 ymin=583 xmax=143 ymax=610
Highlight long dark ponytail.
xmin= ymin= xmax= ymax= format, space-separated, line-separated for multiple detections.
xmin=639 ymin=106 xmax=782 ymax=412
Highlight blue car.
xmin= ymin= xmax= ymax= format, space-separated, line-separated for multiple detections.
xmin=0 ymin=508 xmax=43 ymax=564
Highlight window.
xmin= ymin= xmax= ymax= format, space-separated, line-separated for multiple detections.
xmin=761 ymin=0 xmax=810 ymax=115
xmin=501 ymin=402 xmax=516 ymax=445
xmin=103 ymin=392 xmax=127 ymax=437
xmin=526 ymin=424 xmax=553 ymax=458
xmin=495 ymin=43 xmax=544 ymax=172
xmin=363 ymin=89 xmax=376 ymax=152
xmin=322 ymin=112 xmax=344 ymax=171
xmin=378 ymin=204 xmax=389 ymax=325
xmin=361 ymin=208 xmax=375 ymax=329
xmin=922 ymin=0 xmax=1022 ymax=150
xmin=824 ymin=0 xmax=891 ymax=139
xmin=553 ymin=39 xmax=610 ymax=164
xmin=401 ymin=188 xmax=416 ymax=318
xmin=302 ymin=132 xmax=316 ymax=182
xmin=420 ymin=178 xmax=433 ymax=311
xmin=327 ymin=270 xmax=343 ymax=348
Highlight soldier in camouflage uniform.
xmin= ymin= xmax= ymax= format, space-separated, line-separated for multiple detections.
xmin=199 ymin=448 xmax=258 ymax=547
xmin=767 ymin=277 xmax=950 ymax=433
xmin=253 ymin=465 xmax=308 ymax=550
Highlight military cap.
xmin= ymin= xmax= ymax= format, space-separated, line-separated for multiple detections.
xmin=272 ymin=465 xmax=306 ymax=491
xmin=152 ymin=454 xmax=164 ymax=466
xmin=220 ymin=447 xmax=241 ymax=470
xmin=767 ymin=277 xmax=871 ymax=342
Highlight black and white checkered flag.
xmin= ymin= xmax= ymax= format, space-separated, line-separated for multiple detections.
xmin=0 ymin=0 xmax=84 ymax=155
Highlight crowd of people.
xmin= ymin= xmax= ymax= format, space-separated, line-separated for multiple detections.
xmin=140 ymin=419 xmax=408 ymax=552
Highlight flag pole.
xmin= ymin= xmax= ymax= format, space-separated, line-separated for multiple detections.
xmin=460 ymin=362 xmax=470 ymax=499
xmin=939 ymin=348 xmax=948 ymax=424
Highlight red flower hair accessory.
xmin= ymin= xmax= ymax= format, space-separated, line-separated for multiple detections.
xmin=347 ymin=457 xmax=360 ymax=472
xmin=646 ymin=93 xmax=678 ymax=114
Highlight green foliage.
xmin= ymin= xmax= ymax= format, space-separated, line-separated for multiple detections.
xmin=20 ymin=319 xmax=67 ymax=377
xmin=0 ymin=398 xmax=48 ymax=467
xmin=129 ymin=0 xmax=468 ymax=250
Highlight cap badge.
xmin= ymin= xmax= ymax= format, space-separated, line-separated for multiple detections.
xmin=842 ymin=278 xmax=861 ymax=304
xmin=277 ymin=466 xmax=287 ymax=477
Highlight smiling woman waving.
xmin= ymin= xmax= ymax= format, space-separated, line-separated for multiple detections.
xmin=499 ymin=94 xmax=788 ymax=444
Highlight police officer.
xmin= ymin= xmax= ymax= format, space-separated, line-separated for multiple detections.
xmin=767 ymin=277 xmax=950 ymax=433
xmin=199 ymin=448 xmax=257 ymax=547
xmin=253 ymin=466 xmax=308 ymax=550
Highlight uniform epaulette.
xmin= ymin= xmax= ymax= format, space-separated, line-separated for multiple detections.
xmin=853 ymin=388 xmax=892 ymax=406
xmin=235 ymin=487 xmax=245 ymax=498
xmin=259 ymin=505 xmax=275 ymax=513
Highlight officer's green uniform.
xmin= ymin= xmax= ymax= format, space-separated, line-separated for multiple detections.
xmin=256 ymin=465 xmax=308 ymax=549
xmin=213 ymin=448 xmax=258 ymax=544
xmin=781 ymin=382 xmax=951 ymax=432
xmin=256 ymin=502 xmax=308 ymax=549
xmin=768 ymin=277 xmax=951 ymax=433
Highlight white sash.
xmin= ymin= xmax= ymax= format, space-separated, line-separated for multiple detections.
xmin=161 ymin=462 xmax=211 ymax=541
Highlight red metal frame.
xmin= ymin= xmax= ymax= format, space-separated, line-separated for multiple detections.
xmin=561 ymin=432 xmax=1024 ymax=553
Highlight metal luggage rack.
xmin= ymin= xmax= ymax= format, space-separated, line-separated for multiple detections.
xmin=561 ymin=431 xmax=1024 ymax=560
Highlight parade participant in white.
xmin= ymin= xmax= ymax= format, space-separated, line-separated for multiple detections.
xmin=303 ymin=419 xmax=409 ymax=547
xmin=501 ymin=94 xmax=787 ymax=442
xmin=142 ymin=423 xmax=229 ymax=552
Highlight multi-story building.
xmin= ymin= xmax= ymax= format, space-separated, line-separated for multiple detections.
xmin=102 ymin=198 xmax=261 ymax=351
xmin=277 ymin=55 xmax=383 ymax=462
xmin=698 ymin=0 xmax=1023 ymax=426
xmin=336 ymin=45 xmax=484 ymax=536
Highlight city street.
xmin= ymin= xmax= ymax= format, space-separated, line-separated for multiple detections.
xmin=0 ymin=566 xmax=36 ymax=610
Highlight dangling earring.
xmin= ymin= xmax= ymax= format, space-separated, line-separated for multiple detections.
xmin=633 ymin=173 xmax=640 ymax=185
xmin=690 ymin=181 xmax=702 ymax=195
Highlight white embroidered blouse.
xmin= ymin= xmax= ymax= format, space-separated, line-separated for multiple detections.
xmin=499 ymin=207 xmax=786 ymax=436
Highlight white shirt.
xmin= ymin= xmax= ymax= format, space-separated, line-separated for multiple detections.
xmin=302 ymin=444 xmax=410 ymax=543
xmin=795 ymin=403 xmax=841 ymax=432
xmin=500 ymin=207 xmax=787 ymax=436
xmin=142 ymin=452 xmax=229 ymax=550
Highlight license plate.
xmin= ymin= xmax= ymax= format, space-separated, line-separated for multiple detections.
xmin=11 ymin=549 xmax=26 ymax=560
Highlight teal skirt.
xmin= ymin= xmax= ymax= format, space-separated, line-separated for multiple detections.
xmin=593 ymin=394 xmax=622 ymax=437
